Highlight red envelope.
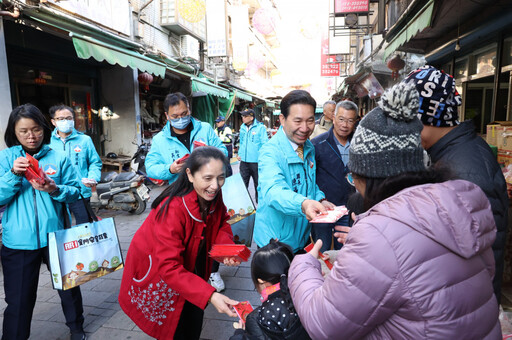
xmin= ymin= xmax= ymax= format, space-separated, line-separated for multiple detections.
xmin=24 ymin=154 xmax=45 ymax=185
xmin=310 ymin=206 xmax=348 ymax=224
xmin=193 ymin=140 xmax=207 ymax=148
xmin=304 ymin=242 xmax=333 ymax=270
xmin=209 ymin=244 xmax=251 ymax=263
xmin=176 ymin=153 xmax=190 ymax=164
xmin=233 ymin=301 xmax=253 ymax=323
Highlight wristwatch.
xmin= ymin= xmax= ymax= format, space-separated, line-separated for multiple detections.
xmin=49 ymin=188 xmax=61 ymax=197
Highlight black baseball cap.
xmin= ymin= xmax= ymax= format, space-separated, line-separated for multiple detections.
xmin=241 ymin=109 xmax=255 ymax=117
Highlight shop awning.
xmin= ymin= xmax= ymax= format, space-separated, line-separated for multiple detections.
xmin=191 ymin=77 xmax=230 ymax=99
xmin=233 ymin=90 xmax=253 ymax=101
xmin=383 ymin=0 xmax=435 ymax=60
xmin=266 ymin=101 xmax=276 ymax=108
xmin=71 ymin=33 xmax=166 ymax=77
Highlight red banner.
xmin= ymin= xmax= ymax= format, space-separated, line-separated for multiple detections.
xmin=334 ymin=0 xmax=369 ymax=14
xmin=320 ymin=33 xmax=340 ymax=77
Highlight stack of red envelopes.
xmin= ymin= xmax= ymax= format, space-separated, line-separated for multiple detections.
xmin=209 ymin=244 xmax=251 ymax=262
xmin=25 ymin=154 xmax=45 ymax=185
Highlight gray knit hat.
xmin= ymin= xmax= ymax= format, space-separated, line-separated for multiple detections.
xmin=348 ymin=82 xmax=426 ymax=178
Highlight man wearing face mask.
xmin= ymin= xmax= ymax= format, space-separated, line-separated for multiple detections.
xmin=145 ymin=92 xmax=229 ymax=293
xmin=146 ymin=92 xmax=228 ymax=185
xmin=49 ymin=105 xmax=102 ymax=224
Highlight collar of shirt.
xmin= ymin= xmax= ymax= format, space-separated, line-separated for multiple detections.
xmin=288 ymin=138 xmax=299 ymax=152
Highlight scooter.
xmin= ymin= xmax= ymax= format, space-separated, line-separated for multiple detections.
xmin=90 ymin=171 xmax=150 ymax=215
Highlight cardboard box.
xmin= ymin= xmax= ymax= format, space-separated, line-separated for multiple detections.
xmin=498 ymin=150 xmax=512 ymax=167
xmin=486 ymin=122 xmax=512 ymax=152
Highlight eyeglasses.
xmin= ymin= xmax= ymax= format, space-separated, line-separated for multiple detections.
xmin=16 ymin=128 xmax=44 ymax=138
xmin=53 ymin=117 xmax=74 ymax=121
xmin=346 ymin=173 xmax=355 ymax=186
xmin=338 ymin=118 xmax=357 ymax=125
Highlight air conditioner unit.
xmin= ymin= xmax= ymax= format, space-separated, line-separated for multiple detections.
xmin=180 ymin=35 xmax=200 ymax=61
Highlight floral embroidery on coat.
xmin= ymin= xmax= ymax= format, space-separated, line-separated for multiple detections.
xmin=128 ymin=279 xmax=179 ymax=325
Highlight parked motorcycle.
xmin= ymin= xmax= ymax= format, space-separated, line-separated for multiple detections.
xmin=90 ymin=171 xmax=150 ymax=215
xmin=132 ymin=141 xmax=150 ymax=178
xmin=132 ymin=141 xmax=167 ymax=186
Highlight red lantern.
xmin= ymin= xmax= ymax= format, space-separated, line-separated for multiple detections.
xmin=387 ymin=55 xmax=406 ymax=80
xmin=138 ymin=72 xmax=153 ymax=91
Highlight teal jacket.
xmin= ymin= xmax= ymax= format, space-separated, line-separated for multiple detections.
xmin=145 ymin=118 xmax=228 ymax=183
xmin=49 ymin=128 xmax=102 ymax=198
xmin=254 ymin=128 xmax=325 ymax=252
xmin=0 ymin=144 xmax=81 ymax=250
xmin=238 ymin=120 xmax=268 ymax=163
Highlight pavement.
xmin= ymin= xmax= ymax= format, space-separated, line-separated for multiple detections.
xmin=0 ymin=162 xmax=261 ymax=340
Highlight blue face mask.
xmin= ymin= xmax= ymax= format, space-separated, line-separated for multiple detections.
xmin=170 ymin=115 xmax=191 ymax=130
xmin=56 ymin=120 xmax=74 ymax=134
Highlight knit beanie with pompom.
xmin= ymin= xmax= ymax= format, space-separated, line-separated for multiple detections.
xmin=348 ymin=82 xmax=426 ymax=178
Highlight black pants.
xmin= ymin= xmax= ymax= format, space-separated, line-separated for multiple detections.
xmin=173 ymin=301 xmax=204 ymax=340
xmin=1 ymin=245 xmax=84 ymax=340
xmin=239 ymin=161 xmax=258 ymax=203
xmin=68 ymin=197 xmax=92 ymax=225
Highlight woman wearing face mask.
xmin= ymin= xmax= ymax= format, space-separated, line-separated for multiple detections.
xmin=0 ymin=104 xmax=87 ymax=340
xmin=119 ymin=146 xmax=241 ymax=340
xmin=49 ymin=104 xmax=102 ymax=225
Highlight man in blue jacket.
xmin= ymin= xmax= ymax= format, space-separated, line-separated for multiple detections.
xmin=254 ymin=90 xmax=335 ymax=253
xmin=145 ymin=92 xmax=228 ymax=292
xmin=311 ymin=100 xmax=358 ymax=252
xmin=145 ymin=92 xmax=228 ymax=184
xmin=49 ymin=105 xmax=102 ymax=224
xmin=237 ymin=109 xmax=268 ymax=203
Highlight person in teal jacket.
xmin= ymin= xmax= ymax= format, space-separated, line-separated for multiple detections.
xmin=145 ymin=92 xmax=228 ymax=293
xmin=254 ymin=90 xmax=335 ymax=253
xmin=237 ymin=109 xmax=268 ymax=203
xmin=49 ymin=104 xmax=102 ymax=224
xmin=145 ymin=92 xmax=228 ymax=185
xmin=0 ymin=104 xmax=86 ymax=340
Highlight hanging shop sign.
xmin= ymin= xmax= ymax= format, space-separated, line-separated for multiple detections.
xmin=334 ymin=0 xmax=369 ymax=15
xmin=46 ymin=0 xmax=130 ymax=36
xmin=206 ymin=0 xmax=227 ymax=57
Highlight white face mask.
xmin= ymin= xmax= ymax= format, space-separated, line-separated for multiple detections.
xmin=56 ymin=120 xmax=74 ymax=134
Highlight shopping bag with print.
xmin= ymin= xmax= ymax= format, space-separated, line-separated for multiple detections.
xmin=221 ymin=173 xmax=255 ymax=247
xmin=48 ymin=217 xmax=124 ymax=290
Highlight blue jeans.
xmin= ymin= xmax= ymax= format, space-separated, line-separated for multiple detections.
xmin=311 ymin=215 xmax=349 ymax=253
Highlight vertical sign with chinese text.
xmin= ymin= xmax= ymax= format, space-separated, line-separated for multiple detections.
xmin=321 ymin=1 xmax=340 ymax=77
xmin=206 ymin=0 xmax=227 ymax=57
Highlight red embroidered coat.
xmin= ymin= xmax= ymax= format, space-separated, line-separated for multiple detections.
xmin=119 ymin=190 xmax=234 ymax=339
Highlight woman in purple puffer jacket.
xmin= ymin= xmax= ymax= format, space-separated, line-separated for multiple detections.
xmin=289 ymin=82 xmax=501 ymax=340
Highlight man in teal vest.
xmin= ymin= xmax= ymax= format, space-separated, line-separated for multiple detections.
xmin=237 ymin=109 xmax=268 ymax=203
xmin=254 ymin=90 xmax=335 ymax=253
xmin=49 ymin=104 xmax=102 ymax=224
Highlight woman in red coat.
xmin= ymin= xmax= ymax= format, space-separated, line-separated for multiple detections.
xmin=119 ymin=146 xmax=240 ymax=339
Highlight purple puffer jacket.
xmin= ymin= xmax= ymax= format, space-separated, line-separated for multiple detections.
xmin=289 ymin=180 xmax=501 ymax=340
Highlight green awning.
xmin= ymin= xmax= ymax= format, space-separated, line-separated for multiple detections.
xmin=273 ymin=109 xmax=281 ymax=116
xmin=191 ymin=77 xmax=230 ymax=99
xmin=234 ymin=90 xmax=253 ymax=101
xmin=383 ymin=0 xmax=435 ymax=60
xmin=266 ymin=101 xmax=276 ymax=108
xmin=71 ymin=33 xmax=166 ymax=77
